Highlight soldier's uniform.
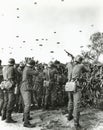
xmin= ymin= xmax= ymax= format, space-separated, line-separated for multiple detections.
xmin=2 ymin=58 xmax=17 ymax=123
xmin=15 ymin=63 xmax=25 ymax=113
xmin=67 ymin=56 xmax=88 ymax=130
xmin=49 ymin=67 xmax=58 ymax=109
xmin=20 ymin=60 xmax=38 ymax=128
xmin=33 ymin=71 xmax=44 ymax=108
xmin=43 ymin=66 xmax=51 ymax=109
xmin=0 ymin=61 xmax=3 ymax=116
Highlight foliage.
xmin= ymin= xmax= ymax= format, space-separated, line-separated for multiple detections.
xmin=81 ymin=32 xmax=103 ymax=62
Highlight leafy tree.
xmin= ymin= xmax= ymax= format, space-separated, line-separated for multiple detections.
xmin=81 ymin=32 xmax=103 ymax=63
xmin=89 ymin=32 xmax=103 ymax=61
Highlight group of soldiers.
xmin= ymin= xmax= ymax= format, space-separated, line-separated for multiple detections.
xmin=0 ymin=58 xmax=68 ymax=128
xmin=0 ymin=56 xmax=103 ymax=130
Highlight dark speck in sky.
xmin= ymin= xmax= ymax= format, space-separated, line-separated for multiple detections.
xmin=39 ymin=44 xmax=43 ymax=46
xmin=34 ymin=2 xmax=37 ymax=4
xmin=50 ymin=51 xmax=54 ymax=53
xmin=91 ymin=24 xmax=94 ymax=27
xmin=36 ymin=39 xmax=39 ymax=41
xmin=16 ymin=8 xmax=19 ymax=10
xmin=80 ymin=46 xmax=84 ymax=48
xmin=57 ymin=42 xmax=60 ymax=44
xmin=23 ymin=41 xmax=26 ymax=43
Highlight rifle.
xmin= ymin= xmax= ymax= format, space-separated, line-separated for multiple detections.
xmin=64 ymin=49 xmax=74 ymax=60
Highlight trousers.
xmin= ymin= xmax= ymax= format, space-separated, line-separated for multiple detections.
xmin=0 ymin=89 xmax=4 ymax=114
xmin=2 ymin=90 xmax=15 ymax=120
xmin=21 ymin=89 xmax=31 ymax=124
xmin=68 ymin=90 xmax=81 ymax=126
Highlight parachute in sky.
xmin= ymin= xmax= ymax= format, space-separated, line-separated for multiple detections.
xmin=39 ymin=44 xmax=43 ymax=46
xmin=36 ymin=39 xmax=39 ymax=41
xmin=80 ymin=46 xmax=84 ymax=48
xmin=16 ymin=8 xmax=19 ymax=10
xmin=57 ymin=42 xmax=60 ymax=44
xmin=23 ymin=41 xmax=26 ymax=43
xmin=50 ymin=51 xmax=54 ymax=53
xmin=16 ymin=36 xmax=19 ymax=38
xmin=91 ymin=24 xmax=94 ymax=27
xmin=34 ymin=2 xmax=37 ymax=4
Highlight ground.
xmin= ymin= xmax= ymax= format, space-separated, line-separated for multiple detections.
xmin=0 ymin=108 xmax=103 ymax=130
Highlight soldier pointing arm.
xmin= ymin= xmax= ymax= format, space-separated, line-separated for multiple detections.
xmin=20 ymin=60 xmax=39 ymax=128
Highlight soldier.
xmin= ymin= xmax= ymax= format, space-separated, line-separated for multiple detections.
xmin=43 ymin=64 xmax=51 ymax=110
xmin=20 ymin=60 xmax=38 ymax=128
xmin=47 ymin=63 xmax=58 ymax=109
xmin=67 ymin=55 xmax=89 ymax=130
xmin=0 ymin=60 xmax=3 ymax=116
xmin=33 ymin=64 xmax=44 ymax=108
xmin=2 ymin=58 xmax=17 ymax=123
xmin=15 ymin=62 xmax=25 ymax=113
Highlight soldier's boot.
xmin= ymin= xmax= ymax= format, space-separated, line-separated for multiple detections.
xmin=22 ymin=113 xmax=33 ymax=122
xmin=6 ymin=112 xmax=17 ymax=123
xmin=67 ymin=112 xmax=73 ymax=121
xmin=23 ymin=114 xmax=36 ymax=128
xmin=6 ymin=118 xmax=17 ymax=123
xmin=24 ymin=122 xmax=36 ymax=128
xmin=22 ymin=116 xmax=33 ymax=121
xmin=1 ymin=110 xmax=6 ymax=120
xmin=67 ymin=115 xmax=73 ymax=121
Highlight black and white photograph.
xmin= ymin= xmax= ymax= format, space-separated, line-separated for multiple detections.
xmin=0 ymin=0 xmax=103 ymax=129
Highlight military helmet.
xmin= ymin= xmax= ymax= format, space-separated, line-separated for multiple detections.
xmin=8 ymin=58 xmax=15 ymax=65
xmin=27 ymin=60 xmax=35 ymax=67
xmin=19 ymin=62 xmax=25 ymax=68
xmin=75 ymin=55 xmax=83 ymax=63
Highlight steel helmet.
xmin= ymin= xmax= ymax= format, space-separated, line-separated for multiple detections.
xmin=8 ymin=58 xmax=15 ymax=65
xmin=27 ymin=60 xmax=35 ymax=67
xmin=19 ymin=62 xmax=25 ymax=68
xmin=75 ymin=55 xmax=83 ymax=63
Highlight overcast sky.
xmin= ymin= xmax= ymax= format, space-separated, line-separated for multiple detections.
xmin=0 ymin=0 xmax=103 ymax=64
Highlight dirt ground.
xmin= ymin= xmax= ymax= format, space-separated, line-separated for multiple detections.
xmin=0 ymin=108 xmax=103 ymax=130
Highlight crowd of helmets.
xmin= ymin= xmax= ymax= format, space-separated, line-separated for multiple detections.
xmin=1 ymin=58 xmax=103 ymax=112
